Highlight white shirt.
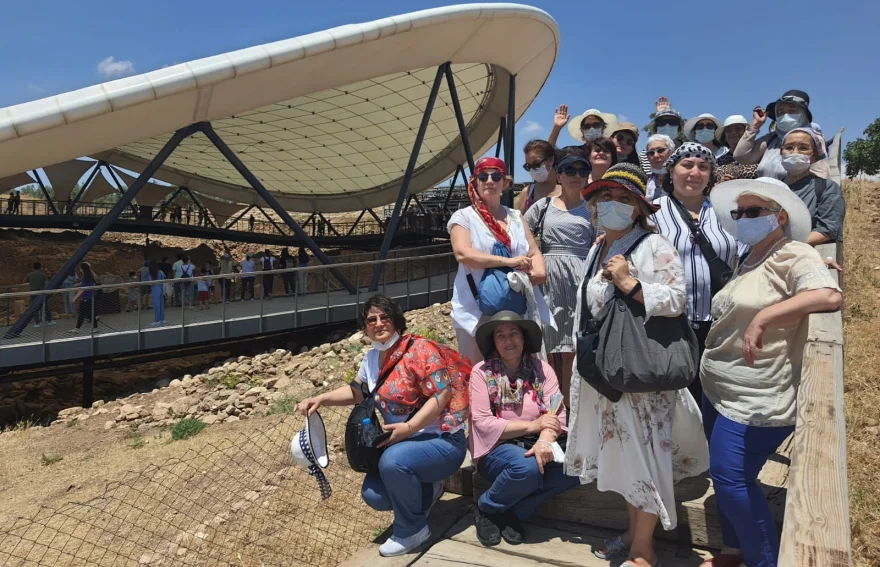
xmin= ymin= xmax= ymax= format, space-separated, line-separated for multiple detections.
xmin=446 ymin=206 xmax=551 ymax=335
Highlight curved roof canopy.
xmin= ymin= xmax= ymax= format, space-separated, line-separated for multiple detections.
xmin=0 ymin=4 xmax=558 ymax=212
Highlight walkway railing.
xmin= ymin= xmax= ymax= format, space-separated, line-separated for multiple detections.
xmin=778 ymin=241 xmax=851 ymax=566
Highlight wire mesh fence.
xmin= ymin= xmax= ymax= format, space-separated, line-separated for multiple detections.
xmin=0 ymin=406 xmax=392 ymax=567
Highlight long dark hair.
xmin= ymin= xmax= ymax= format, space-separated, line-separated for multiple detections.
xmin=149 ymin=263 xmax=161 ymax=281
xmin=523 ymin=139 xmax=559 ymax=166
xmin=80 ymin=262 xmax=96 ymax=285
xmin=589 ymin=138 xmax=619 ymax=166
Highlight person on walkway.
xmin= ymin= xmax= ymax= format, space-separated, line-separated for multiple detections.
xmin=240 ymin=252 xmax=256 ymax=301
xmin=279 ymin=248 xmax=296 ymax=295
xmin=12 ymin=191 xmax=21 ymax=214
xmin=524 ymin=152 xmax=595 ymax=408
xmin=644 ymin=134 xmax=675 ymax=201
xmin=25 ymin=262 xmax=55 ymax=328
xmin=185 ymin=204 xmax=193 ymax=225
xmin=586 ymin=137 xmax=618 ymax=183
xmin=548 ymin=106 xmax=618 ymax=156
xmin=261 ymin=250 xmax=276 ymax=299
xmin=515 ymin=140 xmax=560 ymax=215
xmin=180 ymin=256 xmax=195 ymax=308
xmin=124 ymin=271 xmax=139 ymax=312
xmin=171 ymin=254 xmax=185 ymax=307
xmin=248 ymin=214 xmax=255 ymax=232
xmin=609 ymin=122 xmax=642 ymax=166
xmin=779 ymin=127 xmax=845 ymax=245
xmin=652 ymin=143 xmax=742 ymax=403
xmin=700 ymin=177 xmax=842 ymax=567
xmin=684 ymin=114 xmax=727 ymax=159
xmin=157 ymin=202 xmax=167 ymax=222
xmin=5 ymin=191 xmax=14 ymax=214
xmin=146 ymin=262 xmax=167 ymax=327
xmin=138 ymin=261 xmax=151 ymax=309
xmin=219 ymin=250 xmax=235 ymax=302
xmin=298 ymin=247 xmax=310 ymax=293
xmin=298 ymin=294 xmax=470 ymax=557
xmin=71 ymin=262 xmax=99 ymax=332
xmin=469 ymin=311 xmax=578 ymax=547
xmin=714 ymin=115 xmax=759 ymax=183
xmin=62 ymin=271 xmax=78 ymax=315
xmin=565 ymin=164 xmax=709 ymax=567
xmin=448 ymin=157 xmax=549 ymax=364
xmin=195 ymin=270 xmax=212 ymax=310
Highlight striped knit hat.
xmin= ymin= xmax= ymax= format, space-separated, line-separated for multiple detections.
xmin=581 ymin=163 xmax=659 ymax=213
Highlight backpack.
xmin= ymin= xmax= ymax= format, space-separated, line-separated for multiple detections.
xmin=466 ymin=242 xmax=527 ymax=316
xmin=262 ymin=257 xmax=272 ymax=271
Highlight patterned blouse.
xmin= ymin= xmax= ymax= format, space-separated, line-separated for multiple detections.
xmin=713 ymin=152 xmax=759 ymax=183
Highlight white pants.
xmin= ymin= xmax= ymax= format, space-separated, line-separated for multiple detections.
xmin=454 ymin=326 xmax=485 ymax=366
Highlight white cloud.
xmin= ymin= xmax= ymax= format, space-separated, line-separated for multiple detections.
xmin=26 ymin=83 xmax=44 ymax=94
xmin=520 ymin=120 xmax=544 ymax=137
xmin=97 ymin=56 xmax=135 ymax=78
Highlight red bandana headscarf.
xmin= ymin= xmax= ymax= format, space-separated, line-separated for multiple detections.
xmin=468 ymin=157 xmax=511 ymax=250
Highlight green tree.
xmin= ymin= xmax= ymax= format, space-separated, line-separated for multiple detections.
xmin=843 ymin=118 xmax=880 ymax=178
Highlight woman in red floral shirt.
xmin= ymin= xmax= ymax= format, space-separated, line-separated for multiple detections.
xmin=298 ymin=294 xmax=469 ymax=557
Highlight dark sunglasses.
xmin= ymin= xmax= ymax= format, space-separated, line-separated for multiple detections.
xmin=694 ymin=122 xmax=717 ymax=131
xmin=730 ymin=206 xmax=780 ymax=220
xmin=645 ymin=148 xmax=668 ymax=157
xmin=477 ymin=172 xmax=504 ymax=182
xmin=582 ymin=121 xmax=604 ymax=129
xmin=522 ymin=158 xmax=548 ymax=172
xmin=613 ymin=134 xmax=635 ymax=145
xmin=561 ymin=167 xmax=590 ymax=178
xmin=655 ymin=118 xmax=679 ymax=128
xmin=365 ymin=314 xmax=391 ymax=326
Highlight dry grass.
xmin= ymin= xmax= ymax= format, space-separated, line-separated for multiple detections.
xmin=841 ymin=180 xmax=880 ymax=566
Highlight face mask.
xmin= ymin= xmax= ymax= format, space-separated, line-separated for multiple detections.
xmin=781 ymin=153 xmax=811 ymax=174
xmin=529 ymin=165 xmax=549 ymax=183
xmin=694 ymin=129 xmax=716 ymax=144
xmin=371 ymin=332 xmax=400 ymax=352
xmin=581 ymin=127 xmax=603 ymax=142
xmin=657 ymin=124 xmax=679 ymax=137
xmin=736 ymin=214 xmax=780 ymax=246
xmin=775 ymin=113 xmax=804 ymax=134
xmin=596 ymin=201 xmax=635 ymax=230
xmin=651 ymin=166 xmax=667 ymax=175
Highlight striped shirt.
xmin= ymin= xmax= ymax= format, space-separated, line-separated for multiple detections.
xmin=651 ymin=195 xmax=743 ymax=322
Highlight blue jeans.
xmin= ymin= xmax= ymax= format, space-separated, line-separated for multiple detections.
xmin=477 ymin=442 xmax=579 ymax=520
xmin=152 ymin=287 xmax=165 ymax=322
xmin=703 ymin=397 xmax=794 ymax=567
xmin=362 ymin=430 xmax=466 ymax=538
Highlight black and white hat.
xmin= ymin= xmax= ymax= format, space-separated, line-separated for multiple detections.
xmin=663 ymin=142 xmax=717 ymax=169
xmin=290 ymin=411 xmax=332 ymax=500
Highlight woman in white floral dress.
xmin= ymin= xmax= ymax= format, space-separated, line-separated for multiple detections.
xmin=564 ymin=164 xmax=709 ymax=567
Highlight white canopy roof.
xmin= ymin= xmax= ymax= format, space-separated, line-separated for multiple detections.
xmin=0 ymin=4 xmax=558 ymax=212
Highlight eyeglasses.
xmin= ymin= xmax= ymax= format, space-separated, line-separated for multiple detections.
xmin=365 ymin=314 xmax=392 ymax=326
xmin=645 ymin=148 xmax=668 ymax=157
xmin=477 ymin=171 xmax=504 ymax=182
xmin=613 ymin=134 xmax=635 ymax=145
xmin=694 ymin=122 xmax=717 ymax=131
xmin=582 ymin=121 xmax=604 ymax=129
xmin=655 ymin=118 xmax=679 ymax=128
xmin=522 ymin=158 xmax=548 ymax=172
xmin=561 ymin=167 xmax=590 ymax=178
xmin=730 ymin=207 xmax=780 ymax=220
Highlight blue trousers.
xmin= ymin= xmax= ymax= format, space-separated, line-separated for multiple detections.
xmin=477 ymin=442 xmax=579 ymax=520
xmin=152 ymin=288 xmax=165 ymax=322
xmin=362 ymin=430 xmax=466 ymax=538
xmin=703 ymin=397 xmax=794 ymax=567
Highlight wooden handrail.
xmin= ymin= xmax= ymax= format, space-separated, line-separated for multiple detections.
xmin=778 ymin=241 xmax=851 ymax=566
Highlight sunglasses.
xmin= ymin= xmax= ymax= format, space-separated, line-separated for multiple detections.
xmin=645 ymin=148 xmax=668 ymax=157
xmin=582 ymin=121 xmax=604 ymax=129
xmin=730 ymin=207 xmax=780 ymax=220
xmin=655 ymin=118 xmax=679 ymax=128
xmin=694 ymin=123 xmax=717 ymax=131
xmin=365 ymin=314 xmax=392 ymax=326
xmin=522 ymin=158 xmax=548 ymax=172
xmin=477 ymin=172 xmax=504 ymax=182
xmin=561 ymin=167 xmax=590 ymax=178
xmin=613 ymin=134 xmax=635 ymax=145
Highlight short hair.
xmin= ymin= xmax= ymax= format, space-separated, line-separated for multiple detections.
xmin=646 ymin=134 xmax=676 ymax=152
xmin=588 ymin=138 xmax=619 ymax=166
xmin=523 ymin=139 xmax=559 ymax=163
xmin=358 ymin=294 xmax=407 ymax=334
xmin=33 ymin=262 xmax=41 ymax=270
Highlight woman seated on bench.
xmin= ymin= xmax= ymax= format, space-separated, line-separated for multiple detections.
xmin=468 ymin=311 xmax=578 ymax=547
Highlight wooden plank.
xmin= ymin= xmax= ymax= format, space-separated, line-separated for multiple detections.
xmin=778 ymin=339 xmax=851 ymax=566
xmin=445 ymin=514 xmax=713 ymax=567
xmin=414 ymin=539 xmax=552 ymax=566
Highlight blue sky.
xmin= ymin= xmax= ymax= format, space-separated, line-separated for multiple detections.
xmin=0 ymin=0 xmax=873 ymax=183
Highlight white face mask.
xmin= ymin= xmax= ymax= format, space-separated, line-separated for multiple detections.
xmin=371 ymin=332 xmax=400 ymax=352
xmin=651 ymin=166 xmax=667 ymax=175
xmin=775 ymin=113 xmax=804 ymax=134
xmin=694 ymin=129 xmax=716 ymax=144
xmin=736 ymin=214 xmax=780 ymax=246
xmin=596 ymin=201 xmax=635 ymax=230
xmin=781 ymin=153 xmax=811 ymax=174
xmin=656 ymin=124 xmax=679 ymax=138
xmin=529 ymin=165 xmax=550 ymax=183
xmin=582 ymin=127 xmax=603 ymax=142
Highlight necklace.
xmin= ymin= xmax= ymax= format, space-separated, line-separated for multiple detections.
xmin=739 ymin=238 xmax=785 ymax=273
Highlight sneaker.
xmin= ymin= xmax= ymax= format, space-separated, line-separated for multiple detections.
xmin=48 ymin=321 xmax=56 ymax=326
xmin=33 ymin=323 xmax=40 ymax=328
xmin=68 ymin=328 xmax=80 ymax=334
xmin=474 ymin=509 xmax=502 ymax=547
xmin=500 ymin=511 xmax=524 ymax=545
xmin=378 ymin=525 xmax=430 ymax=557
xmin=594 ymin=534 xmax=630 ymax=560
xmin=150 ymin=322 xmax=161 ymax=327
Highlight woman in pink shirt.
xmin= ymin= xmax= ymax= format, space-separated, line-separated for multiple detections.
xmin=469 ymin=311 xmax=578 ymax=547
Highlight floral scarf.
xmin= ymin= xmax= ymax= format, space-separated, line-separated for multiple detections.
xmin=483 ymin=353 xmax=545 ymax=417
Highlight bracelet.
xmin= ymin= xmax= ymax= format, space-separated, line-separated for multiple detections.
xmin=626 ymin=280 xmax=642 ymax=298
xmin=536 ymin=439 xmax=554 ymax=447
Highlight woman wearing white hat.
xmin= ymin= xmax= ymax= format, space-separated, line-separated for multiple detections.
xmin=683 ymin=114 xmax=727 ymax=159
xmin=700 ymin=177 xmax=842 ymax=567
xmin=548 ymin=104 xmax=618 ymax=154
xmin=713 ymin=115 xmax=758 ymax=183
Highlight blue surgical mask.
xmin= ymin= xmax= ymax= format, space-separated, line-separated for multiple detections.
xmin=582 ymin=127 xmax=603 ymax=142
xmin=656 ymin=124 xmax=679 ymax=138
xmin=597 ymin=201 xmax=635 ymax=230
xmin=736 ymin=214 xmax=780 ymax=245
xmin=775 ymin=113 xmax=804 ymax=134
xmin=695 ymin=129 xmax=716 ymax=144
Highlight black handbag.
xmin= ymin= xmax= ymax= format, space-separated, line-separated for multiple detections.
xmin=668 ymin=197 xmax=733 ymax=296
xmin=505 ymin=433 xmax=567 ymax=451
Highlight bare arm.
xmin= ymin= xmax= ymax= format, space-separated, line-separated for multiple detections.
xmin=522 ymin=221 xmax=547 ymax=285
xmin=403 ymin=388 xmax=451 ymax=433
xmin=513 ymin=186 xmax=530 ymax=215
xmin=499 ymin=414 xmax=560 ymax=440
xmin=298 ymin=381 xmax=363 ymax=415
xmin=806 ymin=231 xmax=833 ymax=246
xmin=449 ymin=224 xmax=515 ymax=270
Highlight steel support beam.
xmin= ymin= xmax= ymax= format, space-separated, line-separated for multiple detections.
xmin=5 ymin=124 xmax=200 ymax=338
xmin=103 ymin=163 xmax=139 ymax=217
xmin=225 ymin=203 xmax=255 ymax=227
xmin=65 ymin=164 xmax=100 ymax=214
xmin=370 ymin=63 xmax=447 ymax=290
xmin=503 ymin=73 xmax=517 ymax=208
xmin=442 ymin=166 xmax=463 ymax=213
xmin=301 ymin=211 xmax=317 ymax=233
xmin=198 ymin=122 xmax=357 ymax=294
xmin=153 ymin=186 xmax=184 ymax=220
xmin=316 ymin=211 xmax=342 ymax=238
xmin=411 ymin=195 xmax=428 ymax=215
xmin=181 ymin=187 xmax=217 ymax=227
xmin=255 ymin=204 xmax=287 ymax=235
xmin=345 ymin=210 xmax=367 ymax=237
xmin=444 ymin=65 xmax=476 ymax=177
xmin=32 ymin=170 xmax=59 ymax=215
xmin=366 ymin=208 xmax=385 ymax=229
xmin=495 ymin=117 xmax=506 ymax=159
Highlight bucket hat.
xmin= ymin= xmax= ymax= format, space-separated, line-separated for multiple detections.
xmin=766 ymin=89 xmax=812 ymax=123
xmin=475 ymin=311 xmax=543 ymax=358
xmin=683 ymin=114 xmax=723 ymax=143
xmin=715 ymin=115 xmax=749 ymax=145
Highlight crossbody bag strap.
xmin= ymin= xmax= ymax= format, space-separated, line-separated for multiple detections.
xmin=533 ymin=196 xmax=552 ymax=240
xmin=578 ymin=246 xmax=605 ymax=333
xmin=669 ymin=197 xmax=722 ymax=265
xmin=359 ymin=337 xmax=414 ymax=399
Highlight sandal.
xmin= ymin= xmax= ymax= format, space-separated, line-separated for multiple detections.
xmin=593 ymin=534 xmax=629 ymax=559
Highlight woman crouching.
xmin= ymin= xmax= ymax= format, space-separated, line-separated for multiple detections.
xmin=298 ymin=294 xmax=469 ymax=557
xmin=469 ymin=311 xmax=579 ymax=547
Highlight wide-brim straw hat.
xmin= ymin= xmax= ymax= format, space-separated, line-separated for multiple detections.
xmin=610 ymin=122 xmax=640 ymax=142
xmin=475 ymin=311 xmax=543 ymax=358
xmin=290 ymin=411 xmax=331 ymax=499
xmin=715 ymin=115 xmax=749 ymax=145
xmin=711 ymin=177 xmax=812 ymax=243
xmin=567 ymin=109 xmax=619 ymax=141
xmin=683 ymin=113 xmax=723 ymax=142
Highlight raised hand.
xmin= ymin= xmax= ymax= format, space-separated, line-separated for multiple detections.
xmin=752 ymin=106 xmax=768 ymax=130
xmin=655 ymin=96 xmax=671 ymax=113
xmin=553 ymin=105 xmax=570 ymax=129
